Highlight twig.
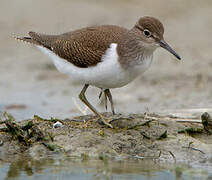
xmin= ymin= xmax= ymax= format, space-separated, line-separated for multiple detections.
xmin=168 ymin=151 xmax=176 ymax=163
xmin=133 ymin=150 xmax=161 ymax=159
xmin=157 ymin=130 xmax=167 ymax=140
xmin=127 ymin=120 xmax=154 ymax=130
xmin=178 ymin=127 xmax=203 ymax=134
xmin=140 ymin=132 xmax=151 ymax=139
xmin=176 ymin=119 xmax=202 ymax=123
xmin=158 ymin=150 xmax=162 ymax=158
xmin=144 ymin=115 xmax=159 ymax=121
xmin=182 ymin=146 xmax=205 ymax=154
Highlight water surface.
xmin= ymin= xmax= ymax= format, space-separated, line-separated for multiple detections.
xmin=1 ymin=157 xmax=209 ymax=180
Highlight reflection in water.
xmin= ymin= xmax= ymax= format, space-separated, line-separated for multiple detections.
xmin=0 ymin=157 xmax=210 ymax=180
xmin=0 ymin=157 xmax=169 ymax=180
xmin=5 ymin=158 xmax=55 ymax=179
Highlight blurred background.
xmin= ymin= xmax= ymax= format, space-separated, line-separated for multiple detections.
xmin=0 ymin=0 xmax=212 ymax=120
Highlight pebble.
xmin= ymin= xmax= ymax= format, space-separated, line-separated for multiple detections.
xmin=53 ymin=121 xmax=63 ymax=128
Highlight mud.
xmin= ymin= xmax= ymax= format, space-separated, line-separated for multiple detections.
xmin=0 ymin=112 xmax=212 ymax=171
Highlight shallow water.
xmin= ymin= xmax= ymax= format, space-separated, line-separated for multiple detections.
xmin=0 ymin=157 xmax=211 ymax=180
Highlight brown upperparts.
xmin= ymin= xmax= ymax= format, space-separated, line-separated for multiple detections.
xmin=14 ymin=16 xmax=181 ymax=68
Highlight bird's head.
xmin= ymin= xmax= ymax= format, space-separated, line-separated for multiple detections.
xmin=133 ymin=16 xmax=181 ymax=60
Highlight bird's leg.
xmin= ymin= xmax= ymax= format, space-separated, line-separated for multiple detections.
xmin=98 ymin=89 xmax=108 ymax=112
xmin=98 ymin=89 xmax=103 ymax=99
xmin=79 ymin=84 xmax=113 ymax=128
xmin=104 ymin=90 xmax=108 ymax=111
xmin=104 ymin=89 xmax=115 ymax=115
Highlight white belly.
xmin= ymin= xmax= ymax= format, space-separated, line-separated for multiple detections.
xmin=37 ymin=43 xmax=153 ymax=89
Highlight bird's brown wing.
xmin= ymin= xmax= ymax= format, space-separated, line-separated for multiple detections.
xmin=20 ymin=25 xmax=128 ymax=68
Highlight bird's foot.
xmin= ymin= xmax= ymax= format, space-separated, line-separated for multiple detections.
xmin=97 ymin=114 xmax=114 ymax=128
xmin=97 ymin=113 xmax=126 ymax=128
xmin=99 ymin=117 xmax=113 ymax=128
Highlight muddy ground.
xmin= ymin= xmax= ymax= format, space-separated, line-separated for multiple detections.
xmin=0 ymin=111 xmax=212 ymax=171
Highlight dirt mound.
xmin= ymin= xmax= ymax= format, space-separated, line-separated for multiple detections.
xmin=0 ymin=112 xmax=212 ymax=167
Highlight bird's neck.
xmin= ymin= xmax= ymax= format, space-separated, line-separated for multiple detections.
xmin=117 ymin=29 xmax=155 ymax=69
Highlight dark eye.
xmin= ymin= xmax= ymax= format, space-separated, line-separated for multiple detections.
xmin=143 ymin=29 xmax=151 ymax=37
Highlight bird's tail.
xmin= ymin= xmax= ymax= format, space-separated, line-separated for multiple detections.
xmin=13 ymin=32 xmax=41 ymax=46
xmin=13 ymin=31 xmax=57 ymax=50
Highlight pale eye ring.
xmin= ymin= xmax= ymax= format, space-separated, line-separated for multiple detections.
xmin=143 ymin=29 xmax=151 ymax=37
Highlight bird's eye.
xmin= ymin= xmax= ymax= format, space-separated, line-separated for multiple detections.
xmin=143 ymin=29 xmax=151 ymax=37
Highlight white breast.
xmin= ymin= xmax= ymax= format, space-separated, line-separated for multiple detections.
xmin=37 ymin=43 xmax=153 ymax=89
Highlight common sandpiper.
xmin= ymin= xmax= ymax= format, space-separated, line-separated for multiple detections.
xmin=15 ymin=16 xmax=181 ymax=128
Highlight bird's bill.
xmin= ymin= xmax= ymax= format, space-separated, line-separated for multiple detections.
xmin=159 ymin=40 xmax=181 ymax=60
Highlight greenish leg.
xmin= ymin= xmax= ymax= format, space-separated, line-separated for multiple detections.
xmin=104 ymin=89 xmax=115 ymax=115
xmin=79 ymin=84 xmax=113 ymax=128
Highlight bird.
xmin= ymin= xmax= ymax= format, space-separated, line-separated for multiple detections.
xmin=14 ymin=16 xmax=181 ymax=128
